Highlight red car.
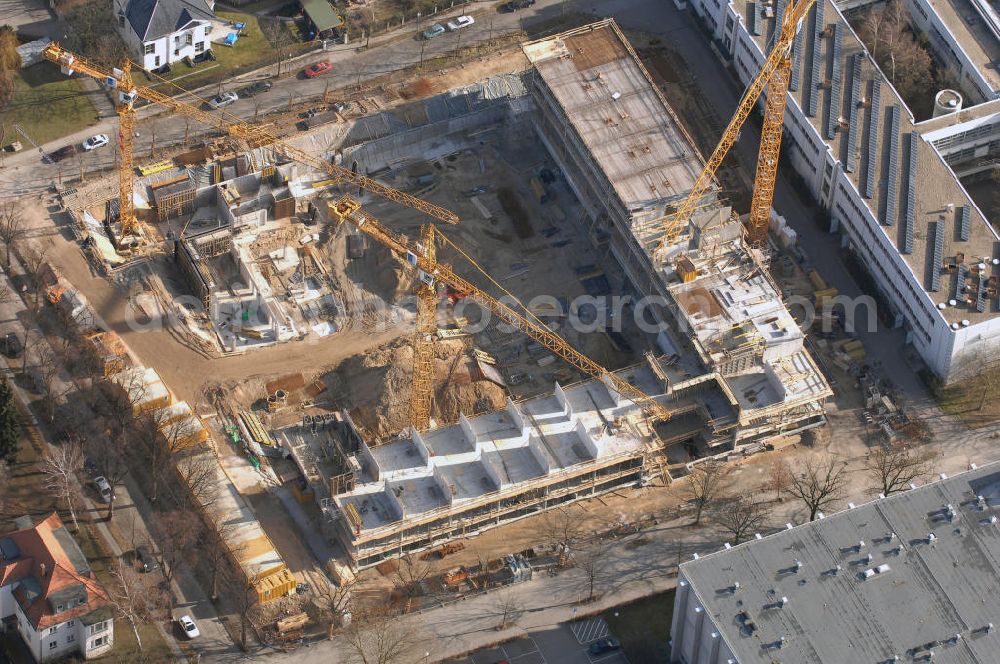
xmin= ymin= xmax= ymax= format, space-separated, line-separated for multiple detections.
xmin=303 ymin=61 xmax=332 ymax=78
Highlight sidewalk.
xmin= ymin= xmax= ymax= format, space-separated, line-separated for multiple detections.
xmin=0 ymin=253 xmax=185 ymax=661
xmin=0 ymin=237 xmax=235 ymax=660
xmin=7 ymin=0 xmax=488 ymax=170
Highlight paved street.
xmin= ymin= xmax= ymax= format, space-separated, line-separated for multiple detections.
xmin=0 ymin=246 xmax=234 ymax=659
xmin=3 ymin=1 xmax=999 ymax=663
xmin=0 ymin=0 xmax=570 ymax=199
xmin=448 ymin=618 xmax=629 ymax=664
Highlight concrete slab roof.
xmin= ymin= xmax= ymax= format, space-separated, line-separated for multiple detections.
xmin=679 ymin=462 xmax=1000 ymax=664
xmin=523 ymin=20 xmax=707 ymax=213
xmin=335 ymin=363 xmax=664 ymax=533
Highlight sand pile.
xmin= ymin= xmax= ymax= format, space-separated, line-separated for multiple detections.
xmin=331 ymin=338 xmax=507 ymax=440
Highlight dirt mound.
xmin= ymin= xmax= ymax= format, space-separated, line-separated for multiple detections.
xmin=330 ymin=338 xmax=507 ymax=440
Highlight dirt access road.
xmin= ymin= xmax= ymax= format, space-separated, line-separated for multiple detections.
xmin=19 ymin=199 xmax=403 ymax=405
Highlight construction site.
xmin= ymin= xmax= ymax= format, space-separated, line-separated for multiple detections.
xmin=21 ymin=4 xmax=846 ymax=613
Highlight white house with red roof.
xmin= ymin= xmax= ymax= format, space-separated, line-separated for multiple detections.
xmin=0 ymin=513 xmax=114 ymax=662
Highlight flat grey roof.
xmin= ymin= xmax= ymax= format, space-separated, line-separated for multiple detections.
xmin=739 ymin=0 xmax=1000 ymax=323
xmin=925 ymin=0 xmax=1000 ymax=93
xmin=523 ymin=21 xmax=707 ymax=213
xmin=680 ymin=462 xmax=1000 ymax=663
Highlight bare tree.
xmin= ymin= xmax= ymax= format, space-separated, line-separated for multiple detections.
xmin=61 ymin=2 xmax=129 ymax=65
xmin=133 ymin=406 xmax=191 ymax=504
xmin=858 ymin=0 xmax=933 ymax=102
xmin=149 ymin=510 xmax=197 ymax=589
xmin=490 ymin=588 xmax=524 ymax=630
xmin=18 ymin=246 xmax=50 ymax=314
xmin=394 ymin=555 xmax=431 ymax=612
xmin=84 ymin=424 xmax=129 ymax=522
xmin=865 ymin=445 xmax=936 ymax=496
xmin=34 ymin=346 xmax=71 ymax=424
xmin=0 ymin=202 xmax=24 ymax=268
xmin=202 ymin=508 xmax=243 ymax=601
xmin=224 ymin=563 xmax=260 ymax=651
xmin=573 ymin=540 xmax=614 ymax=602
xmin=173 ymin=450 xmax=220 ymax=510
xmin=40 ymin=435 xmax=84 ymax=531
xmin=788 ymin=456 xmax=848 ymax=521
xmin=340 ymin=606 xmax=415 ymax=664
xmin=714 ymin=493 xmax=771 ymax=544
xmin=539 ymin=504 xmax=588 ymax=562
xmin=767 ymin=459 xmax=793 ymax=502
xmin=313 ymin=577 xmax=358 ymax=638
xmin=261 ymin=18 xmax=296 ymax=77
xmin=108 ymin=559 xmax=169 ymax=651
xmin=685 ymin=460 xmax=731 ymax=525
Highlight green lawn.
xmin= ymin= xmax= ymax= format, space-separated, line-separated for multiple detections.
xmin=603 ymin=589 xmax=675 ymax=664
xmin=1 ymin=65 xmax=99 ymax=145
xmin=143 ymin=11 xmax=316 ymax=94
xmin=0 ymin=404 xmax=172 ymax=661
xmin=75 ymin=524 xmax=175 ymax=662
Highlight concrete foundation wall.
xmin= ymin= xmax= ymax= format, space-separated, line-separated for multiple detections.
xmin=344 ymin=103 xmax=514 ymax=174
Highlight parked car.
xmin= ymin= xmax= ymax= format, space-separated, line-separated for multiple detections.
xmin=82 ymin=134 xmax=109 ymax=151
xmin=588 ymin=637 xmax=621 ymax=655
xmin=499 ymin=0 xmax=535 ymax=10
xmin=446 ymin=15 xmax=475 ymax=31
xmin=136 ymin=544 xmax=159 ymax=573
xmin=239 ymin=80 xmax=272 ymax=97
xmin=303 ymin=61 xmax=333 ymax=78
xmin=45 ymin=146 xmax=74 ymax=163
xmin=421 ymin=23 xmax=446 ymax=39
xmin=207 ymin=91 xmax=238 ymax=109
xmin=177 ymin=615 xmax=200 ymax=639
xmin=93 ymin=476 xmax=113 ymax=503
xmin=2 ymin=332 xmax=22 ymax=358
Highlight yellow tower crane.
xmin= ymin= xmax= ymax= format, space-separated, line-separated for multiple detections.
xmin=40 ymin=44 xmax=460 ymax=228
xmin=652 ymin=0 xmax=817 ymax=254
xmin=328 ymin=194 xmax=674 ymax=425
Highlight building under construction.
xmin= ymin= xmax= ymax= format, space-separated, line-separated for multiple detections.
xmin=314 ymin=21 xmax=832 ymax=569
xmin=323 ymin=364 xmax=664 ymax=569
xmin=522 ymin=21 xmax=831 ymax=453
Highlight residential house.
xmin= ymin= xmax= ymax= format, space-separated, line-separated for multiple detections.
xmin=115 ymin=0 xmax=217 ymax=71
xmin=0 ymin=514 xmax=114 ymax=662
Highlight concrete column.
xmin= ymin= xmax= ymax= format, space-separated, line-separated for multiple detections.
xmin=707 ymin=631 xmax=721 ymax=664
xmin=671 ymin=579 xmax=690 ymax=660
xmin=690 ymin=606 xmax=705 ymax=664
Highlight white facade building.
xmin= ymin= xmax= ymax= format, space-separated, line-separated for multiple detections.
xmin=684 ymin=0 xmax=1000 ymax=383
xmin=114 ymin=0 xmax=216 ymax=71
xmin=0 ymin=514 xmax=114 ymax=662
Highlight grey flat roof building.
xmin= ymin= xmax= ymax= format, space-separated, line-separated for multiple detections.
xmin=671 ymin=462 xmax=1000 ymax=663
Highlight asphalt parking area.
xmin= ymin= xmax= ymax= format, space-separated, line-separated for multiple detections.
xmin=448 ymin=619 xmax=628 ymax=664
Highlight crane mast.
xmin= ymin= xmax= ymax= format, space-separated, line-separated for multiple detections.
xmin=410 ymin=224 xmax=438 ymax=430
xmin=328 ymin=195 xmax=673 ymax=424
xmin=652 ymin=0 xmax=816 ymax=255
xmin=115 ymin=60 xmax=138 ymax=238
xmin=40 ymin=44 xmax=460 ymax=226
